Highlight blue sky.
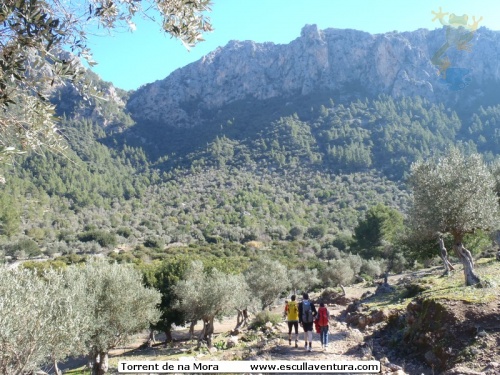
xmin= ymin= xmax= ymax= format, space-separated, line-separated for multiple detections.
xmin=86 ymin=0 xmax=500 ymax=91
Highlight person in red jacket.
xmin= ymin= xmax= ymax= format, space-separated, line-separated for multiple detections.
xmin=317 ymin=301 xmax=330 ymax=349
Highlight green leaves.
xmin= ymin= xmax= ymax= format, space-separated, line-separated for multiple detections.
xmin=0 ymin=0 xmax=213 ymax=181
xmin=174 ymin=260 xmax=250 ymax=321
xmin=409 ymin=148 xmax=500 ymax=241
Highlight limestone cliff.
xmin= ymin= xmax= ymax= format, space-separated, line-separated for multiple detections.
xmin=127 ymin=25 xmax=500 ymax=128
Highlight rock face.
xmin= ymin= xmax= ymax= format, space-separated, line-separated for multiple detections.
xmin=127 ymin=25 xmax=500 ymax=128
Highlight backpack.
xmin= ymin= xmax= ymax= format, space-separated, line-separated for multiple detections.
xmin=318 ymin=306 xmax=329 ymax=326
xmin=287 ymin=301 xmax=299 ymax=321
xmin=302 ymin=300 xmax=313 ymax=323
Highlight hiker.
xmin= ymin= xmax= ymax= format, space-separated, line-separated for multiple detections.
xmin=298 ymin=292 xmax=317 ymax=352
xmin=317 ymin=301 xmax=330 ymax=349
xmin=286 ymin=295 xmax=299 ymax=347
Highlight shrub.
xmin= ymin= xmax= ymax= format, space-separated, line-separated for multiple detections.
xmin=306 ymin=225 xmax=326 ymax=239
xmin=389 ymin=253 xmax=407 ymax=274
xmin=78 ymin=230 xmax=117 ymax=248
xmin=116 ymin=227 xmax=132 ymax=238
xmin=3 ymin=238 xmax=41 ymax=258
xmin=143 ymin=237 xmax=165 ymax=249
xmin=249 ymin=311 xmax=282 ymax=330
xmin=289 ymin=226 xmax=304 ymax=240
xmin=25 ymin=228 xmax=45 ymax=241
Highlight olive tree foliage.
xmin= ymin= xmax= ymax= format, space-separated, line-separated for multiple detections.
xmin=321 ymin=258 xmax=355 ymax=287
xmin=174 ymin=261 xmax=250 ymax=347
xmin=409 ymin=149 xmax=500 ymax=286
xmin=0 ymin=266 xmax=89 ymax=375
xmin=287 ymin=267 xmax=320 ymax=295
xmin=0 ymin=0 xmax=212 ymax=180
xmin=73 ymin=260 xmax=161 ymax=375
xmin=244 ymin=257 xmax=289 ymax=311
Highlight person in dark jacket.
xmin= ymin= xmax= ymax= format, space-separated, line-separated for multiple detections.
xmin=298 ymin=292 xmax=317 ymax=352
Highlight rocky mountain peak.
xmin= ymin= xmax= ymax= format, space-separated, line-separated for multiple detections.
xmin=127 ymin=25 xmax=500 ymax=128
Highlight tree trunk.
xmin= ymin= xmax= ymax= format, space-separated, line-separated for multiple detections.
xmin=453 ymin=241 xmax=480 ymax=286
xmin=53 ymin=358 xmax=62 ymax=375
xmin=438 ymin=237 xmax=455 ymax=275
xmin=234 ymin=308 xmax=249 ymax=330
xmin=188 ymin=320 xmax=197 ymax=339
xmin=88 ymin=350 xmax=95 ymax=370
xmin=164 ymin=329 xmax=173 ymax=346
xmin=147 ymin=328 xmax=156 ymax=347
xmin=339 ymin=284 xmax=346 ymax=296
xmin=235 ymin=309 xmax=244 ymax=330
xmin=91 ymin=351 xmax=109 ymax=375
xmin=198 ymin=317 xmax=215 ymax=348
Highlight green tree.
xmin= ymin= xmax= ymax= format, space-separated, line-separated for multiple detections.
xmin=321 ymin=258 xmax=355 ymax=287
xmin=287 ymin=267 xmax=320 ymax=295
xmin=73 ymin=260 xmax=161 ymax=375
xmin=353 ymin=203 xmax=404 ymax=258
xmin=409 ymin=149 xmax=500 ymax=286
xmin=0 ymin=192 xmax=20 ymax=236
xmin=244 ymin=257 xmax=289 ymax=310
xmin=0 ymin=267 xmax=89 ymax=375
xmin=0 ymin=0 xmax=212 ymax=180
xmin=78 ymin=229 xmax=117 ymax=248
xmin=174 ymin=261 xmax=250 ymax=347
xmin=141 ymin=257 xmax=189 ymax=344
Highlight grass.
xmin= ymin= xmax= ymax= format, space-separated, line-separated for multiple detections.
xmin=416 ymin=258 xmax=499 ymax=303
xmin=362 ymin=284 xmax=413 ymax=311
xmin=362 ymin=257 xmax=499 ymax=313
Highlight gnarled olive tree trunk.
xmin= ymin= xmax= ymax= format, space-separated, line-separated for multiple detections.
xmin=188 ymin=320 xmax=197 ymax=339
xmin=438 ymin=237 xmax=455 ymax=276
xmin=163 ymin=329 xmax=173 ymax=346
xmin=198 ymin=317 xmax=215 ymax=348
xmin=452 ymin=234 xmax=480 ymax=286
xmin=234 ymin=308 xmax=249 ymax=331
xmin=53 ymin=358 xmax=62 ymax=375
xmin=147 ymin=329 xmax=156 ymax=347
xmin=90 ymin=351 xmax=109 ymax=375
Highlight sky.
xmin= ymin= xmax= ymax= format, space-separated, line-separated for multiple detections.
xmin=85 ymin=0 xmax=500 ymax=91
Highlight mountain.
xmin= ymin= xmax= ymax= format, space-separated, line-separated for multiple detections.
xmin=1 ymin=25 xmax=500 ymax=264
xmin=126 ymin=25 xmax=500 ymax=129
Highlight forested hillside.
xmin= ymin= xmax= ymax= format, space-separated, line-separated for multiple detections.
xmin=1 ymin=85 xmax=499 ymax=267
xmin=1 ymin=25 xmax=500 ymax=271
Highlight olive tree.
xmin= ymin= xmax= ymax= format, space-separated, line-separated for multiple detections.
xmin=244 ymin=257 xmax=289 ymax=310
xmin=321 ymin=258 xmax=355 ymax=287
xmin=73 ymin=260 xmax=161 ymax=375
xmin=0 ymin=267 xmax=89 ymax=375
xmin=409 ymin=149 xmax=500 ymax=286
xmin=0 ymin=0 xmax=212 ymax=180
xmin=174 ymin=261 xmax=250 ymax=347
xmin=288 ymin=267 xmax=320 ymax=295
